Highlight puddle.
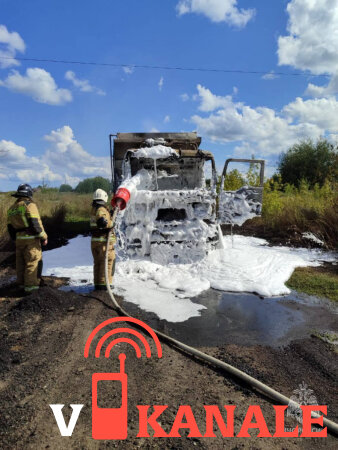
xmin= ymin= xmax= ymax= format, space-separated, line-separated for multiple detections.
xmin=146 ymin=289 xmax=338 ymax=348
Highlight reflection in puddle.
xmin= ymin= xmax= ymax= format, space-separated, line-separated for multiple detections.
xmin=160 ymin=289 xmax=338 ymax=348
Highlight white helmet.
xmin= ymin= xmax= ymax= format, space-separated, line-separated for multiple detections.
xmin=93 ymin=188 xmax=108 ymax=203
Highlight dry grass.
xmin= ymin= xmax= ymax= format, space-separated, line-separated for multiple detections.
xmin=34 ymin=191 xmax=92 ymax=222
xmin=0 ymin=192 xmax=92 ymax=241
xmin=260 ymin=182 xmax=338 ymax=247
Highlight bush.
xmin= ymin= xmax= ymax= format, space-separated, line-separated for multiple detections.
xmin=278 ymin=138 xmax=338 ymax=188
xmin=260 ymin=180 xmax=337 ymax=246
xmin=59 ymin=184 xmax=73 ymax=192
xmin=37 ymin=187 xmax=59 ymax=194
xmin=223 ymin=169 xmax=245 ymax=190
xmin=75 ymin=177 xmax=111 ymax=194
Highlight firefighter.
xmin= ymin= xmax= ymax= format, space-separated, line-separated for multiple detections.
xmin=7 ymin=184 xmax=48 ymax=293
xmin=90 ymin=189 xmax=116 ymax=290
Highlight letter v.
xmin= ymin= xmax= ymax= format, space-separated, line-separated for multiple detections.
xmin=50 ymin=404 xmax=84 ymax=436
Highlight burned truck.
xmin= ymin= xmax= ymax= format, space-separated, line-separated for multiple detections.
xmin=110 ymin=132 xmax=264 ymax=263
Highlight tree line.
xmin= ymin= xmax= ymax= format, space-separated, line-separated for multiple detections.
xmin=58 ymin=177 xmax=111 ymax=193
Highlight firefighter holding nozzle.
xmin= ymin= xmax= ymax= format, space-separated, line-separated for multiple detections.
xmin=90 ymin=189 xmax=122 ymax=291
xmin=7 ymin=184 xmax=48 ymax=293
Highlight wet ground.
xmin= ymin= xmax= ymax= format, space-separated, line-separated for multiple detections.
xmin=104 ymin=287 xmax=338 ymax=349
xmin=166 ymin=290 xmax=337 ymax=347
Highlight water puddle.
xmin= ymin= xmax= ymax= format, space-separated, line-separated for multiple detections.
xmin=146 ymin=289 xmax=338 ymax=348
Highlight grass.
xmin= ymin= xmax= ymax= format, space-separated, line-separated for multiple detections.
xmin=286 ymin=266 xmax=338 ymax=302
xmin=311 ymin=331 xmax=338 ymax=351
xmin=246 ymin=180 xmax=338 ymax=248
xmin=0 ymin=191 xmax=92 ymax=241
xmin=1 ymin=181 xmax=337 ymax=248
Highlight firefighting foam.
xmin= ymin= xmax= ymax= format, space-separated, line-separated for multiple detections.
xmin=43 ymin=234 xmax=336 ymax=323
xmin=43 ymin=143 xmax=336 ymax=322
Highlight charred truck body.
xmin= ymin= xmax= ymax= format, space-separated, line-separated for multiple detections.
xmin=110 ymin=132 xmax=265 ymax=263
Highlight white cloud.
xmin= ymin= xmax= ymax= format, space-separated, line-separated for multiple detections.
xmin=158 ymin=76 xmax=164 ymax=91
xmin=180 ymin=93 xmax=190 ymax=101
xmin=65 ymin=70 xmax=106 ymax=95
xmin=196 ymin=84 xmax=237 ymax=112
xmin=43 ymin=126 xmax=110 ymax=181
xmin=0 ymin=139 xmax=60 ymax=184
xmin=278 ymin=0 xmax=338 ymax=75
xmin=164 ymin=115 xmax=170 ymax=123
xmin=0 ymin=126 xmax=110 ymax=187
xmin=305 ymin=74 xmax=338 ymax=98
xmin=277 ymin=0 xmax=338 ymax=138
xmin=283 ymin=96 xmax=338 ymax=132
xmin=189 ymin=84 xmax=337 ymax=156
xmin=176 ymin=0 xmax=255 ymax=27
xmin=0 ymin=25 xmax=25 ymax=69
xmin=122 ymin=66 xmax=134 ymax=75
xmin=262 ymin=71 xmax=279 ymax=80
xmin=0 ymin=68 xmax=72 ymax=105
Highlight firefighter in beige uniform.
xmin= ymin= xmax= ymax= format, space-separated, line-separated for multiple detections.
xmin=90 ymin=189 xmax=116 ymax=290
xmin=7 ymin=184 xmax=48 ymax=293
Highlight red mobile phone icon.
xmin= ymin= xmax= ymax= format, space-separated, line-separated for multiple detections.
xmin=92 ymin=354 xmax=128 ymax=440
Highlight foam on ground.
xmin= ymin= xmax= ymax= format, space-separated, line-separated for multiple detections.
xmin=43 ymin=234 xmax=336 ymax=323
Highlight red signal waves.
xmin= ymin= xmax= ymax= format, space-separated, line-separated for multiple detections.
xmin=105 ymin=338 xmax=141 ymax=358
xmin=95 ymin=328 xmax=151 ymax=358
xmin=84 ymin=317 xmax=162 ymax=359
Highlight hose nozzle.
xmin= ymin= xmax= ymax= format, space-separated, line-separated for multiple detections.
xmin=111 ymin=188 xmax=131 ymax=210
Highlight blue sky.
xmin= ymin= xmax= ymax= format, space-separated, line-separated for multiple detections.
xmin=0 ymin=0 xmax=337 ymax=190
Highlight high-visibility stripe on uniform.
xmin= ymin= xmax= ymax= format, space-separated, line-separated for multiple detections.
xmin=24 ymin=285 xmax=39 ymax=292
xmin=16 ymin=235 xmax=39 ymax=240
xmin=7 ymin=206 xmax=29 ymax=227
xmin=91 ymin=237 xmax=115 ymax=242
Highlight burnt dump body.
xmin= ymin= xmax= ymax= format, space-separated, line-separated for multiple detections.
xmin=112 ymin=132 xmax=214 ymax=190
xmin=111 ymin=132 xmax=265 ymax=263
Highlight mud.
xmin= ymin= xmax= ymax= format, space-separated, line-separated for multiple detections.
xmin=0 ymin=279 xmax=337 ymax=449
xmin=223 ymin=221 xmax=336 ymax=250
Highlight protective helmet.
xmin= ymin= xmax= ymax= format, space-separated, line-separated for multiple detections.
xmin=93 ymin=188 xmax=108 ymax=203
xmin=12 ymin=183 xmax=33 ymax=198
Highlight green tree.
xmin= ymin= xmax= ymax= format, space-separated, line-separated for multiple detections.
xmin=278 ymin=138 xmax=337 ymax=188
xmin=223 ymin=169 xmax=245 ymax=190
xmin=75 ymin=177 xmax=111 ymax=194
xmin=59 ymin=184 xmax=73 ymax=192
xmin=246 ymin=156 xmax=261 ymax=187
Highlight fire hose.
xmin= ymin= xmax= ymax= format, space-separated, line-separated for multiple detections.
xmin=104 ymin=206 xmax=338 ymax=436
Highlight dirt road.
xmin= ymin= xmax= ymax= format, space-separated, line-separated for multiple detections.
xmin=0 ymin=274 xmax=337 ymax=449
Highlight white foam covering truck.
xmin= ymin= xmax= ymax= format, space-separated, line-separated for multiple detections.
xmin=110 ymin=132 xmax=265 ymax=263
